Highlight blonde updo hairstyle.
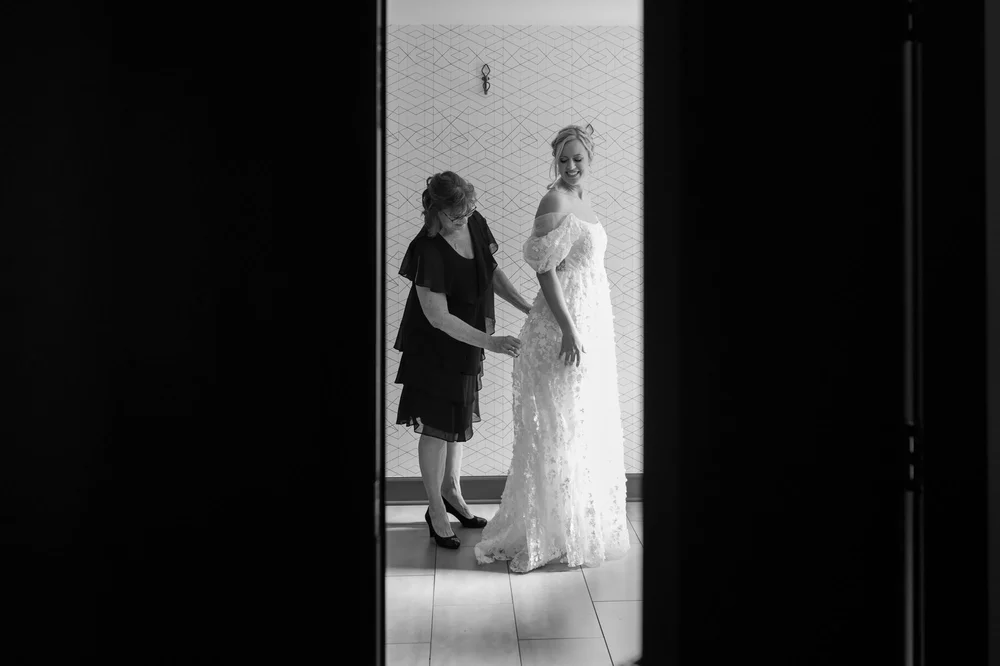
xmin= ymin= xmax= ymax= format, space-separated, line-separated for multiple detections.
xmin=421 ymin=171 xmax=477 ymax=238
xmin=547 ymin=123 xmax=596 ymax=189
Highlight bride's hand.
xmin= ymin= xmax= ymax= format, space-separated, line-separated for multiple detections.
xmin=559 ymin=328 xmax=585 ymax=367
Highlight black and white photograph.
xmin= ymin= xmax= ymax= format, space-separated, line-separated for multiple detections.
xmin=5 ymin=0 xmax=1000 ymax=664
xmin=381 ymin=2 xmax=644 ymax=664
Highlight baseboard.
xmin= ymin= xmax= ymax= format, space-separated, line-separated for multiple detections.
xmin=385 ymin=473 xmax=643 ymax=504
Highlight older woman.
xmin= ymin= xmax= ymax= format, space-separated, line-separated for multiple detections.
xmin=394 ymin=171 xmax=532 ymax=549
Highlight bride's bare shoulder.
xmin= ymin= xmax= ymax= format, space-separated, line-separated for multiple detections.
xmin=532 ymin=190 xmax=571 ymax=236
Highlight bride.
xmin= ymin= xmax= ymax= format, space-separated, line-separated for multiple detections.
xmin=474 ymin=124 xmax=630 ymax=573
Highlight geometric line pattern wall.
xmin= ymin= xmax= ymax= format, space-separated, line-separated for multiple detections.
xmin=385 ymin=25 xmax=643 ymax=477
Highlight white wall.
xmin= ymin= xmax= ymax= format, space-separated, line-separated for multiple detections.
xmin=383 ymin=24 xmax=644 ymax=478
xmin=388 ymin=0 xmax=641 ymax=26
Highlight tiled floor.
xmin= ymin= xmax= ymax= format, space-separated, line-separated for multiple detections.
xmin=385 ymin=501 xmax=643 ymax=666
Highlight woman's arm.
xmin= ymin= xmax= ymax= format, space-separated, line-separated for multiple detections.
xmin=415 ymin=286 xmax=493 ymax=349
xmin=416 ymin=286 xmax=521 ymax=357
xmin=493 ymin=268 xmax=533 ymax=314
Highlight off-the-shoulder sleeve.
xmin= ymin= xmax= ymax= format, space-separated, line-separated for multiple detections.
xmin=523 ymin=212 xmax=577 ymax=273
xmin=398 ymin=237 xmax=447 ymax=293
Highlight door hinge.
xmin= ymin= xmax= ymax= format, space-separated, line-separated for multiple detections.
xmin=905 ymin=0 xmax=921 ymax=43
xmin=904 ymin=422 xmax=923 ymax=491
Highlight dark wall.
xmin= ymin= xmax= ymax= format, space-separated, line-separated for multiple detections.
xmin=986 ymin=0 xmax=1000 ymax=660
xmin=920 ymin=1 xmax=989 ymax=663
xmin=642 ymin=1 xmax=907 ymax=663
xmin=3 ymin=2 xmax=378 ymax=662
xmin=643 ymin=1 xmax=993 ymax=664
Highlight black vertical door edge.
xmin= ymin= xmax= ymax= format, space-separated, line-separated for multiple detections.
xmin=643 ymin=1 xmax=908 ymax=663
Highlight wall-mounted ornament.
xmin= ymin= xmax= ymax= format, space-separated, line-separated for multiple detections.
xmin=481 ymin=64 xmax=491 ymax=95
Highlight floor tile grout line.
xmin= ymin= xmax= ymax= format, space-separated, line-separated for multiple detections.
xmin=581 ymin=566 xmax=617 ymax=666
xmin=507 ymin=560 xmax=524 ymax=666
xmin=429 ymin=531 xmax=439 ymax=664
xmin=518 ymin=637 xmax=609 ymax=641
xmin=432 ymin=602 xmax=519 ymax=607
xmin=627 ymin=515 xmax=644 ymax=547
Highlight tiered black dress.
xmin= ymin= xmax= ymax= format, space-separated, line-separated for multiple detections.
xmin=393 ymin=211 xmax=498 ymax=442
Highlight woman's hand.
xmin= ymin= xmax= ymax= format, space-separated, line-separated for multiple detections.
xmin=488 ymin=335 xmax=521 ymax=358
xmin=559 ymin=328 xmax=585 ymax=367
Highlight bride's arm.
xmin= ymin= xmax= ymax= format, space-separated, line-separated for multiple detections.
xmin=538 ymin=268 xmax=585 ymax=366
xmin=532 ymin=193 xmax=579 ymax=337
xmin=536 ymin=270 xmax=575 ymax=334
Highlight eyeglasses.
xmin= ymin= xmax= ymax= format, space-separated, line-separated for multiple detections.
xmin=444 ymin=205 xmax=476 ymax=222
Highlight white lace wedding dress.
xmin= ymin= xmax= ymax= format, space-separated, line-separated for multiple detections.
xmin=474 ymin=211 xmax=630 ymax=573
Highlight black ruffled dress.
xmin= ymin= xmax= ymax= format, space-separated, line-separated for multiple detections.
xmin=393 ymin=211 xmax=498 ymax=442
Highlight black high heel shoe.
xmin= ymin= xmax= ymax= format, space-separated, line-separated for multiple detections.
xmin=441 ymin=496 xmax=488 ymax=529
xmin=424 ymin=510 xmax=460 ymax=549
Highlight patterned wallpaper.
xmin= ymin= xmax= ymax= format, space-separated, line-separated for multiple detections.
xmin=385 ymin=24 xmax=643 ymax=477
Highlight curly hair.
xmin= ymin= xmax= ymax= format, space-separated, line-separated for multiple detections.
xmin=420 ymin=171 xmax=477 ymax=237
